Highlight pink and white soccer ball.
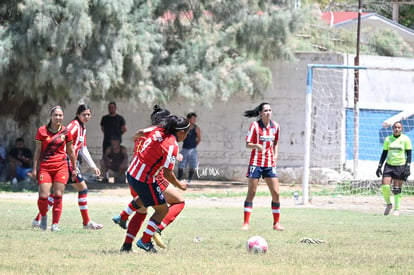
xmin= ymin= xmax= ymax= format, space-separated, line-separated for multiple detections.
xmin=246 ymin=236 xmax=268 ymax=253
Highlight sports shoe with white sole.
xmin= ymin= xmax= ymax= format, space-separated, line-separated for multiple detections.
xmin=153 ymin=229 xmax=166 ymax=249
xmin=83 ymin=221 xmax=103 ymax=230
xmin=112 ymin=215 xmax=127 ymax=229
xmin=136 ymin=238 xmax=157 ymax=253
xmin=273 ymin=223 xmax=285 ymax=231
xmin=384 ymin=204 xmax=393 ymax=216
xmin=393 ymin=210 xmax=400 ymax=216
xmin=32 ymin=219 xmax=40 ymax=228
xmin=51 ymin=224 xmax=60 ymax=232
xmin=241 ymin=223 xmax=249 ymax=231
xmin=40 ymin=215 xmax=47 ymax=231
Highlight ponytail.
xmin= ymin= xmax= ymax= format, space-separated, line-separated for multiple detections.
xmin=243 ymin=102 xmax=270 ymax=118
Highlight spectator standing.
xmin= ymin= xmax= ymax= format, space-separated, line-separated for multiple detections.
xmin=0 ymin=141 xmax=6 ymax=181
xmin=177 ymin=112 xmax=201 ymax=184
xmin=8 ymin=138 xmax=33 ymax=181
xmin=100 ymin=101 xmax=127 ymax=155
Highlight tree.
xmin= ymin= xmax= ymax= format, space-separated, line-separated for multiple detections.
xmin=0 ymin=0 xmax=302 ymax=125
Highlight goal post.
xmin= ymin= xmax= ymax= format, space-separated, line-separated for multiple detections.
xmin=302 ymin=64 xmax=414 ymax=205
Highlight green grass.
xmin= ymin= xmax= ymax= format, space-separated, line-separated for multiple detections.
xmin=1 ymin=194 xmax=414 ymax=274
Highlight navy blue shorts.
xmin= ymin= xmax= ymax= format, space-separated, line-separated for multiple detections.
xmin=246 ymin=165 xmax=278 ymax=179
xmin=127 ymin=173 xmax=166 ymax=207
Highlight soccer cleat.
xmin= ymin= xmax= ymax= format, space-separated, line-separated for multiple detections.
xmin=84 ymin=220 xmax=104 ymax=230
xmin=241 ymin=223 xmax=249 ymax=231
xmin=112 ymin=214 xmax=127 ymax=230
xmin=153 ymin=229 xmax=166 ymax=249
xmin=51 ymin=224 xmax=60 ymax=232
xmin=273 ymin=223 xmax=285 ymax=231
xmin=120 ymin=243 xmax=134 ymax=253
xmin=40 ymin=215 xmax=47 ymax=231
xmin=136 ymin=238 xmax=157 ymax=253
xmin=393 ymin=210 xmax=400 ymax=216
xmin=32 ymin=219 xmax=40 ymax=228
xmin=384 ymin=204 xmax=393 ymax=216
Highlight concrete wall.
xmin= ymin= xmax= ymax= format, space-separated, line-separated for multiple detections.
xmin=2 ymin=52 xmax=413 ymax=182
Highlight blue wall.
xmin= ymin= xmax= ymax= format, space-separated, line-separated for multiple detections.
xmin=346 ymin=109 xmax=414 ymax=160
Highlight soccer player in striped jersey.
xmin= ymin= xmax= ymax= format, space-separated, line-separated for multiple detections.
xmin=32 ymin=104 xmax=103 ymax=230
xmin=32 ymin=106 xmax=78 ymax=232
xmin=120 ymin=115 xmax=190 ymax=253
xmin=376 ymin=121 xmax=412 ymax=216
xmin=242 ymin=102 xmax=285 ymax=231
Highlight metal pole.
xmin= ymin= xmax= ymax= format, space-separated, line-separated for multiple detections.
xmin=353 ymin=0 xmax=362 ymax=179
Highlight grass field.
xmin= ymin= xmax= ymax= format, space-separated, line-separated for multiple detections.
xmin=1 ymin=191 xmax=414 ymax=275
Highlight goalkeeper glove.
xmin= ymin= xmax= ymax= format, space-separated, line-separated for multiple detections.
xmin=376 ymin=165 xmax=382 ymax=178
xmin=403 ymin=164 xmax=411 ymax=180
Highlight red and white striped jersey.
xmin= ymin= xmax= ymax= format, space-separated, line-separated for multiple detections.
xmin=67 ymin=119 xmax=86 ymax=158
xmin=245 ymin=119 xmax=279 ymax=167
xmin=128 ymin=127 xmax=179 ymax=183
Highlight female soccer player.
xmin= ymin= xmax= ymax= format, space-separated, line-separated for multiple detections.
xmin=122 ymin=115 xmax=190 ymax=253
xmin=32 ymin=106 xmax=77 ymax=232
xmin=117 ymin=106 xmax=186 ymax=251
xmin=376 ymin=121 xmax=412 ymax=216
xmin=32 ymin=104 xmax=103 ymax=229
xmin=241 ymin=102 xmax=284 ymax=231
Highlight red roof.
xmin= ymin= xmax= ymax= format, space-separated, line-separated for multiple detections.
xmin=321 ymin=12 xmax=371 ymax=26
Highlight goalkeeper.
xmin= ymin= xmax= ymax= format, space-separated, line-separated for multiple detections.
xmin=376 ymin=121 xmax=412 ymax=216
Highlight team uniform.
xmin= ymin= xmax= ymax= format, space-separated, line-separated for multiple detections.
xmin=382 ymin=133 xmax=412 ymax=180
xmin=35 ymin=125 xmax=73 ymax=185
xmin=127 ymin=127 xmax=179 ymax=207
xmin=245 ymin=119 xmax=279 ymax=178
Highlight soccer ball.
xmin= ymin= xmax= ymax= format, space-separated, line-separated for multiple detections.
xmin=246 ymin=236 xmax=268 ymax=253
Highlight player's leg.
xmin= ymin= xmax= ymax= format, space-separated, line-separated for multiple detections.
xmin=50 ymin=181 xmax=66 ymax=232
xmin=242 ymin=167 xmax=260 ymax=231
xmin=37 ymin=177 xmax=52 ymax=231
xmin=32 ymin=194 xmax=54 ymax=227
xmin=120 ymin=204 xmax=147 ymax=252
xmin=392 ymin=179 xmax=404 ymax=216
xmin=113 ymin=196 xmax=139 ymax=230
xmin=264 ymin=168 xmax=284 ymax=231
xmin=381 ymin=174 xmax=393 ymax=215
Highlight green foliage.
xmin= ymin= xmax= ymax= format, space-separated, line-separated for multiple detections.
xmin=0 ymin=0 xmax=301 ymax=124
xmin=368 ymin=28 xmax=414 ymax=57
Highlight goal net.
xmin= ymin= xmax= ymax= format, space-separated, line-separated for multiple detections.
xmin=303 ymin=64 xmax=414 ymax=202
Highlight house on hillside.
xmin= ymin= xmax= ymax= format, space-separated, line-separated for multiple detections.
xmin=321 ymin=12 xmax=414 ymax=50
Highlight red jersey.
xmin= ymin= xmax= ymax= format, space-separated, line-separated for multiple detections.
xmin=245 ymin=119 xmax=279 ymax=167
xmin=67 ymin=119 xmax=85 ymax=158
xmin=128 ymin=127 xmax=178 ymax=184
xmin=35 ymin=125 xmax=73 ymax=168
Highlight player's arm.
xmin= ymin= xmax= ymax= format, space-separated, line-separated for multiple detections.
xmin=273 ymin=140 xmax=279 ymax=164
xmin=32 ymin=140 xmax=42 ymax=178
xmin=66 ymin=140 xmax=77 ymax=178
xmin=163 ymin=168 xmax=187 ymax=191
xmin=79 ymin=146 xmax=100 ymax=176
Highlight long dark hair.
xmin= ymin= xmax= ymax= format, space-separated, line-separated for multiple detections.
xmin=161 ymin=115 xmax=190 ymax=135
xmin=243 ymin=102 xmax=270 ymax=118
xmin=151 ymin=105 xmax=171 ymax=125
xmin=75 ymin=104 xmax=91 ymax=119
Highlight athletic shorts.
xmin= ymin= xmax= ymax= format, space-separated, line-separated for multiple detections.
xmin=38 ymin=161 xmax=69 ymax=185
xmin=127 ymin=173 xmax=169 ymax=198
xmin=179 ymin=148 xmax=198 ymax=169
xmin=383 ymin=164 xmax=406 ymax=180
xmin=246 ymin=165 xmax=278 ymax=179
xmin=127 ymin=173 xmax=166 ymax=207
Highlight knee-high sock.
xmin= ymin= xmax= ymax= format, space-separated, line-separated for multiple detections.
xmin=243 ymin=201 xmax=253 ymax=224
xmin=271 ymin=201 xmax=281 ymax=224
xmin=142 ymin=218 xmax=160 ymax=243
xmin=124 ymin=212 xmax=147 ymax=244
xmin=35 ymin=195 xmax=54 ymax=221
xmin=38 ymin=197 xmax=49 ymax=217
xmin=52 ymin=195 xmax=63 ymax=225
xmin=120 ymin=200 xmax=139 ymax=221
xmin=78 ymin=189 xmax=90 ymax=225
xmin=382 ymin=185 xmax=392 ymax=205
xmin=158 ymin=202 xmax=185 ymax=231
xmin=394 ymin=193 xmax=402 ymax=210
